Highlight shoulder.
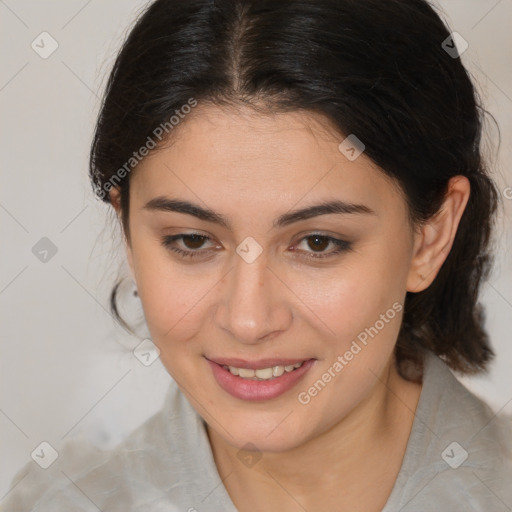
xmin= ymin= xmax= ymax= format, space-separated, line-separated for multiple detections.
xmin=0 ymin=433 xmax=112 ymax=512
xmin=0 ymin=383 xmax=194 ymax=512
xmin=392 ymin=350 xmax=512 ymax=511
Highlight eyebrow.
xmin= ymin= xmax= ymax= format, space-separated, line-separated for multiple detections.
xmin=143 ymin=196 xmax=376 ymax=230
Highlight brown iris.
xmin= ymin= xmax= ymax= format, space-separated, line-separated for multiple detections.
xmin=182 ymin=234 xmax=207 ymax=249
xmin=306 ymin=235 xmax=329 ymax=252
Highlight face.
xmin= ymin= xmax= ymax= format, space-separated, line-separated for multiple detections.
xmin=121 ymin=105 xmax=418 ymax=452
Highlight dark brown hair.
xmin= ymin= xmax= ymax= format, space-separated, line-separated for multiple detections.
xmin=90 ymin=0 xmax=499 ymax=379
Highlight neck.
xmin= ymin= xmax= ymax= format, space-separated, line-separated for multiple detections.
xmin=206 ymin=354 xmax=423 ymax=512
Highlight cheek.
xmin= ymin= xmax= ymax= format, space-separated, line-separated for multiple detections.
xmin=138 ymin=274 xmax=209 ymax=342
xmin=135 ymin=270 xmax=213 ymax=381
xmin=130 ymin=242 xmax=209 ymax=344
xmin=291 ymin=247 xmax=408 ymax=345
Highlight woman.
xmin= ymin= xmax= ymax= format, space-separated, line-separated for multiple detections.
xmin=3 ymin=0 xmax=512 ymax=510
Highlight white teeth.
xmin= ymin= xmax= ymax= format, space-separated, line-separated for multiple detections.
xmin=272 ymin=365 xmax=285 ymax=377
xmin=225 ymin=361 xmax=306 ymax=380
xmin=238 ymin=368 xmax=255 ymax=378
xmin=255 ymin=367 xmax=273 ymax=379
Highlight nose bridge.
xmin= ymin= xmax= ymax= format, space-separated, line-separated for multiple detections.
xmin=218 ymin=250 xmax=290 ymax=344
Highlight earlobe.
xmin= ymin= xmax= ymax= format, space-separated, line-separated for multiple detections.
xmin=406 ymin=175 xmax=470 ymax=293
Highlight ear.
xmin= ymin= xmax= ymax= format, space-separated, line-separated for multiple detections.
xmin=406 ymin=175 xmax=470 ymax=293
xmin=109 ymin=187 xmax=136 ymax=281
xmin=109 ymin=186 xmax=122 ymax=215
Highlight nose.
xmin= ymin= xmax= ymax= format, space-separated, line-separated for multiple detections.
xmin=216 ymin=250 xmax=293 ymax=345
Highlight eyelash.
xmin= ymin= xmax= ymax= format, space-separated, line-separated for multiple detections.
xmin=161 ymin=233 xmax=352 ymax=260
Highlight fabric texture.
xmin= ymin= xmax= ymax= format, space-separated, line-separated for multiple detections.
xmin=2 ymin=349 xmax=512 ymax=511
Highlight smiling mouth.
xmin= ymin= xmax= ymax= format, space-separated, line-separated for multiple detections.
xmin=221 ymin=361 xmax=305 ymax=380
xmin=207 ymin=357 xmax=316 ymax=401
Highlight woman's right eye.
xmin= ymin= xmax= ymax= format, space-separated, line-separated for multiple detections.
xmin=161 ymin=234 xmax=216 ymax=259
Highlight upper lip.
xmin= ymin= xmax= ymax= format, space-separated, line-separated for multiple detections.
xmin=205 ymin=356 xmax=314 ymax=369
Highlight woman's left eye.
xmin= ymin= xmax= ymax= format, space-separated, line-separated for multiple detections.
xmin=293 ymin=234 xmax=352 ymax=259
xmin=161 ymin=233 xmax=352 ymax=260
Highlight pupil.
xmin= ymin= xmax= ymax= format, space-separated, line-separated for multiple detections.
xmin=308 ymin=235 xmax=328 ymax=251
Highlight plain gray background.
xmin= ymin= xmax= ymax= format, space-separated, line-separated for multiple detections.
xmin=1 ymin=0 xmax=511 ymax=499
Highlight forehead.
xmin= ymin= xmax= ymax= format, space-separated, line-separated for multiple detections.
xmin=130 ymin=104 xmax=405 ymax=219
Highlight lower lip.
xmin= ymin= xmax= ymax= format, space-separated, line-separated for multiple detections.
xmin=206 ymin=359 xmax=316 ymax=401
